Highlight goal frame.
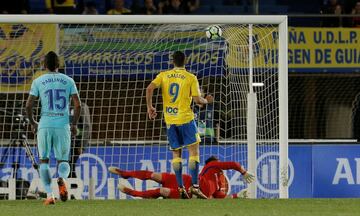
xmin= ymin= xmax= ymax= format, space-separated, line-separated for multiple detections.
xmin=0 ymin=15 xmax=288 ymax=198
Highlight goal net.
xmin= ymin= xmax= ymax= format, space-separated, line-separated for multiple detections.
xmin=0 ymin=15 xmax=288 ymax=199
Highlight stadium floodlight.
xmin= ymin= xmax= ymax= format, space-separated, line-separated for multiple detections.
xmin=0 ymin=15 xmax=288 ymax=199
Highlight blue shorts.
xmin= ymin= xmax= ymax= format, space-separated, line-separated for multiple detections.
xmin=37 ymin=127 xmax=71 ymax=161
xmin=167 ymin=120 xmax=201 ymax=151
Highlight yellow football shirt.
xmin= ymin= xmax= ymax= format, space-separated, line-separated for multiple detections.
xmin=152 ymin=67 xmax=201 ymax=125
xmin=107 ymin=8 xmax=132 ymax=15
xmin=45 ymin=0 xmax=75 ymax=8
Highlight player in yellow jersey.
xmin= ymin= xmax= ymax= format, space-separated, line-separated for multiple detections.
xmin=146 ymin=51 xmax=213 ymax=199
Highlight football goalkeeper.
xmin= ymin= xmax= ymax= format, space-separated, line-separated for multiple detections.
xmin=146 ymin=51 xmax=213 ymax=199
xmin=199 ymin=156 xmax=254 ymax=199
xmin=109 ymin=156 xmax=254 ymax=199
xmin=109 ymin=167 xmax=192 ymax=199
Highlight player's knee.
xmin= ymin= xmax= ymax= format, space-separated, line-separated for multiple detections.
xmin=57 ymin=159 xmax=68 ymax=162
xmin=150 ymin=173 xmax=162 ymax=182
xmin=40 ymin=158 xmax=49 ymax=163
xmin=189 ymin=155 xmax=200 ymax=163
xmin=172 ymin=157 xmax=182 ymax=171
xmin=160 ymin=188 xmax=171 ymax=197
xmin=57 ymin=160 xmax=68 ymax=164
xmin=172 ymin=149 xmax=181 ymax=158
xmin=188 ymin=144 xmax=199 ymax=156
xmin=189 ymin=155 xmax=200 ymax=169
xmin=39 ymin=163 xmax=49 ymax=170
xmin=150 ymin=173 xmax=155 ymax=179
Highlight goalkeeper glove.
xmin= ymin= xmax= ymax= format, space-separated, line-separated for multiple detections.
xmin=243 ymin=172 xmax=255 ymax=184
xmin=236 ymin=189 xmax=249 ymax=199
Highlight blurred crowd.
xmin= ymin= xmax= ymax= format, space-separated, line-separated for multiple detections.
xmin=0 ymin=0 xmax=202 ymax=15
xmin=0 ymin=0 xmax=359 ymax=27
xmin=320 ymin=0 xmax=360 ymax=27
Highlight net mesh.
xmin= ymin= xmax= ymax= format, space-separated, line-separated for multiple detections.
xmin=0 ymin=22 xmax=284 ymax=199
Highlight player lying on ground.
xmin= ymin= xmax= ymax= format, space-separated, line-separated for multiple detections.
xmin=26 ymin=51 xmax=81 ymax=205
xmin=146 ymin=51 xmax=213 ymax=199
xmin=109 ymin=167 xmax=193 ymax=199
xmin=109 ymin=156 xmax=254 ymax=199
xmin=199 ymin=156 xmax=254 ymax=199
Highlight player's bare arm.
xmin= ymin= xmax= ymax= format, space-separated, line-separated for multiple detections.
xmin=25 ymin=94 xmax=38 ymax=134
xmin=71 ymin=94 xmax=82 ymax=136
xmin=146 ymin=82 xmax=158 ymax=120
xmin=193 ymin=94 xmax=214 ymax=105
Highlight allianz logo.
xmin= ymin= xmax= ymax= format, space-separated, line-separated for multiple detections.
xmin=332 ymin=158 xmax=360 ymax=185
xmin=256 ymin=152 xmax=294 ymax=194
xmin=77 ymin=153 xmax=108 ymax=196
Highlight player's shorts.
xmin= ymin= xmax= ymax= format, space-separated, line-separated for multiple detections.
xmin=199 ymin=179 xmax=217 ymax=198
xmin=166 ymin=120 xmax=201 ymax=151
xmin=200 ymin=175 xmax=229 ymax=199
xmin=37 ymin=127 xmax=71 ymax=161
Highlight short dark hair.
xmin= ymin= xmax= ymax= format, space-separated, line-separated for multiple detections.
xmin=205 ymin=156 xmax=219 ymax=165
xmin=173 ymin=51 xmax=185 ymax=67
xmin=45 ymin=51 xmax=59 ymax=72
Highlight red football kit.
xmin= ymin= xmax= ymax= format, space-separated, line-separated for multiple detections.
xmin=199 ymin=161 xmax=246 ymax=198
xmin=161 ymin=173 xmax=192 ymax=198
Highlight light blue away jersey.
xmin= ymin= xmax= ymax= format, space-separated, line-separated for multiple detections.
xmin=29 ymin=72 xmax=79 ymax=129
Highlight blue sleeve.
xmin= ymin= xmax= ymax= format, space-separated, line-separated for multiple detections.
xmin=29 ymin=80 xmax=39 ymax=97
xmin=70 ymin=79 xmax=78 ymax=95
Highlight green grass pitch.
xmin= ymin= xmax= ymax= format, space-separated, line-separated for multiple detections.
xmin=1 ymin=199 xmax=360 ymax=216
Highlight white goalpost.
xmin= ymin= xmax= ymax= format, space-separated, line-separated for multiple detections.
xmin=0 ymin=15 xmax=288 ymax=199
